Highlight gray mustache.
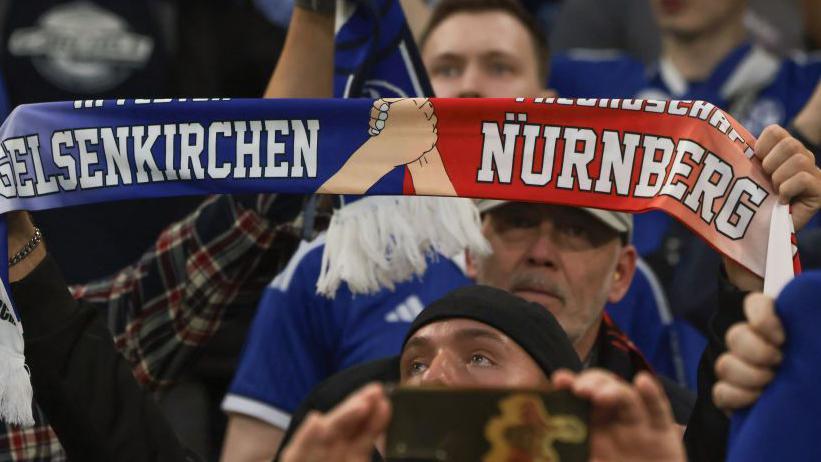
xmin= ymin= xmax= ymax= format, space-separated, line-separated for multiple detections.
xmin=509 ymin=273 xmax=566 ymax=303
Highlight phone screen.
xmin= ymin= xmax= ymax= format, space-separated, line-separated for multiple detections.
xmin=384 ymin=387 xmax=589 ymax=462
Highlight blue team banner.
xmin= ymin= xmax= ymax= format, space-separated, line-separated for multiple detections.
xmin=334 ymin=0 xmax=432 ymax=99
xmin=0 ymin=98 xmax=371 ymax=213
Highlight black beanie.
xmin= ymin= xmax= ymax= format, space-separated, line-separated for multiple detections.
xmin=403 ymin=285 xmax=583 ymax=376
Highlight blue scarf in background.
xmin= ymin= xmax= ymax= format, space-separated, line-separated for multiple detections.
xmin=728 ymin=271 xmax=821 ymax=461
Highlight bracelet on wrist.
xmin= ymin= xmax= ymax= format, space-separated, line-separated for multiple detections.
xmin=9 ymin=227 xmax=42 ymax=267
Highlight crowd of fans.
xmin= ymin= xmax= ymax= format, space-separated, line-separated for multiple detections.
xmin=0 ymin=0 xmax=819 ymax=461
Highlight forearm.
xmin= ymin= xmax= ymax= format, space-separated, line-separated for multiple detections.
xmin=221 ymin=415 xmax=285 ymax=462
xmin=264 ymin=8 xmax=334 ymax=98
xmin=398 ymin=0 xmax=431 ymax=42
xmin=791 ymin=81 xmax=821 ymax=163
xmin=801 ymin=0 xmax=821 ymax=51
xmin=723 ymin=257 xmax=764 ymax=292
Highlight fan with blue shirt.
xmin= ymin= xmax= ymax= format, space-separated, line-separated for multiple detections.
xmin=222 ymin=235 xmax=472 ymax=428
xmin=223 ymin=235 xmax=704 ymax=428
xmin=222 ymin=0 xmax=708 ymax=432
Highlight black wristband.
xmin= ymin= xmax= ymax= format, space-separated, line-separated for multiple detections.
xmin=294 ymin=0 xmax=335 ymax=16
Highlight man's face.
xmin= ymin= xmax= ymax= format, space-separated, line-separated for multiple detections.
xmin=467 ymin=204 xmax=635 ymax=347
xmin=421 ymin=11 xmax=544 ymax=98
xmin=399 ymin=318 xmax=548 ymax=387
xmin=650 ymin=0 xmax=747 ymax=39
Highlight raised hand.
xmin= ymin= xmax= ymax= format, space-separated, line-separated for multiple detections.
xmin=754 ymin=124 xmax=821 ymax=232
xmin=713 ymin=293 xmax=784 ymax=412
xmin=724 ymin=124 xmax=821 ymax=291
xmin=279 ymin=383 xmax=391 ymax=462
xmin=552 ymin=369 xmax=686 ymax=462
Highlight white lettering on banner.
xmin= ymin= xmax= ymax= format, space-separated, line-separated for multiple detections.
xmin=101 ymin=127 xmax=133 ymax=186
xmin=76 ymin=128 xmax=104 ymax=189
xmin=477 ymin=121 xmax=520 ymax=184
xmin=73 ymin=98 xmax=231 ymax=109
xmin=290 ymin=119 xmax=319 ymax=178
xmin=594 ymin=130 xmax=640 ymax=196
xmin=263 ymin=120 xmax=289 ymax=178
xmin=520 ymin=124 xmax=557 ymax=186
xmin=179 ymin=123 xmax=206 ymax=180
xmin=0 ymin=118 xmax=321 ymax=199
xmin=27 ymin=136 xmax=58 ymax=195
xmin=52 ymin=130 xmax=78 ymax=191
xmin=4 ymin=138 xmax=35 ymax=198
xmin=482 ymin=101 xmax=769 ymax=239
xmin=557 ymin=128 xmax=596 ymax=191
xmin=520 ymin=97 xmax=750 ymax=149
xmin=634 ymin=136 xmax=675 ymax=198
xmin=207 ymin=121 xmax=232 ymax=179
xmin=164 ymin=124 xmax=178 ymax=181
xmin=683 ymin=153 xmax=733 ymax=223
xmin=660 ymin=140 xmax=705 ymax=201
xmin=234 ymin=121 xmax=264 ymax=179
xmin=132 ymin=125 xmax=164 ymax=184
xmin=716 ymin=178 xmax=768 ymax=240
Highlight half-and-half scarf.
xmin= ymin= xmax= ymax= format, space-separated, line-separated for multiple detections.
xmin=0 ymin=0 xmax=797 ymax=430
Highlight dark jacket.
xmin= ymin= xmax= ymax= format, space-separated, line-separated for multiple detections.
xmin=15 ymin=255 xmax=199 ymax=462
xmin=682 ymin=278 xmax=747 ymax=461
xmin=274 ymin=314 xmax=703 ymax=461
xmin=594 ymin=313 xmax=695 ymax=424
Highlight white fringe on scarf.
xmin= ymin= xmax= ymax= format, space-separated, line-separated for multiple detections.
xmin=317 ymin=196 xmax=490 ymax=297
xmin=0 ymin=346 xmax=33 ymax=426
xmin=0 ymin=270 xmax=33 ymax=426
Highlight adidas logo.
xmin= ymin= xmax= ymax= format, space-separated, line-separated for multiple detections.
xmin=384 ymin=295 xmax=424 ymax=323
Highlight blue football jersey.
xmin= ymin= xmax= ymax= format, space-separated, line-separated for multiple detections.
xmin=222 ymin=235 xmax=471 ymax=429
xmin=222 ymin=235 xmax=703 ymax=430
xmin=550 ymin=43 xmax=821 ymax=136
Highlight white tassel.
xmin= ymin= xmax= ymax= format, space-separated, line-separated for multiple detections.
xmin=0 ymin=347 xmax=33 ymax=426
xmin=317 ymin=196 xmax=490 ymax=297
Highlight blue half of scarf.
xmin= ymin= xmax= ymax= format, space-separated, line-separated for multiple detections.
xmin=0 ymin=98 xmax=391 ymax=213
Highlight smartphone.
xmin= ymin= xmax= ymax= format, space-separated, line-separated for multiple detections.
xmin=384 ymin=387 xmax=590 ymax=462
